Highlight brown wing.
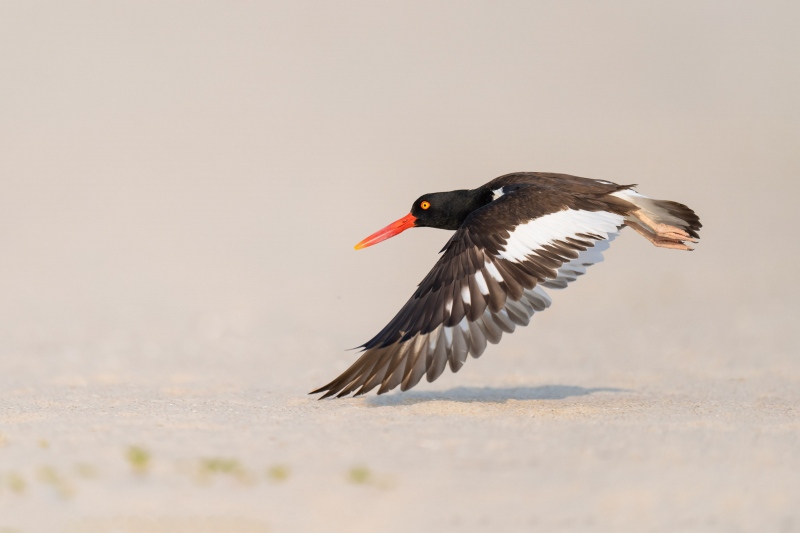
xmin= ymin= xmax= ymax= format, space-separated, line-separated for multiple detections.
xmin=311 ymin=185 xmax=634 ymax=398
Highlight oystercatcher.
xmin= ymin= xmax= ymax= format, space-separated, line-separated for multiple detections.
xmin=311 ymin=172 xmax=701 ymax=399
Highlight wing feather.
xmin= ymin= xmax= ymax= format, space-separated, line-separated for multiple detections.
xmin=311 ymin=182 xmax=634 ymax=398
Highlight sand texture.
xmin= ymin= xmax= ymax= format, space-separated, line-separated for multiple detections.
xmin=1 ymin=2 xmax=799 ymax=532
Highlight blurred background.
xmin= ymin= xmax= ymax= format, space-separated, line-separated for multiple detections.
xmin=1 ymin=1 xmax=798 ymax=532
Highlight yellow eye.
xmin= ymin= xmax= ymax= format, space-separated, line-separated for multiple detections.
xmin=420 ymin=201 xmax=430 ymax=210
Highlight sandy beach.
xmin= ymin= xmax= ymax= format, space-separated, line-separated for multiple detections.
xmin=1 ymin=2 xmax=798 ymax=531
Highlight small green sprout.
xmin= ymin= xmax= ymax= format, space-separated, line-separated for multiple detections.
xmin=37 ymin=466 xmax=74 ymax=498
xmin=126 ymin=446 xmax=151 ymax=474
xmin=196 ymin=458 xmax=252 ymax=484
xmin=6 ymin=472 xmax=26 ymax=494
xmin=348 ymin=466 xmax=372 ymax=484
xmin=267 ymin=465 xmax=290 ymax=482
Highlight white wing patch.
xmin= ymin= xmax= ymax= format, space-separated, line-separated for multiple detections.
xmin=492 ymin=187 xmax=506 ymax=201
xmin=484 ymin=261 xmax=504 ymax=282
xmin=473 ymin=270 xmax=489 ymax=295
xmin=497 ymin=209 xmax=625 ymax=263
xmin=460 ymin=284 xmax=471 ymax=306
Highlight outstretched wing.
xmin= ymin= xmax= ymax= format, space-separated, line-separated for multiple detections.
xmin=312 ymin=186 xmax=633 ymax=398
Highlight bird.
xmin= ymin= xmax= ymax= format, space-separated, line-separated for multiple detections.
xmin=311 ymin=172 xmax=701 ymax=399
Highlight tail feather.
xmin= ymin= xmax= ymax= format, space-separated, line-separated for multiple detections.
xmin=634 ymin=197 xmax=702 ymax=239
xmin=611 ymin=189 xmax=702 ymax=250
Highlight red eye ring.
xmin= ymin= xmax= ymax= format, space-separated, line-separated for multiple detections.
xmin=420 ymin=201 xmax=430 ymax=210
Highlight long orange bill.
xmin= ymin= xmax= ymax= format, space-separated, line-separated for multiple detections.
xmin=354 ymin=213 xmax=417 ymax=250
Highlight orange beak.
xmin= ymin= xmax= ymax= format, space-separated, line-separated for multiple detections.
xmin=354 ymin=213 xmax=417 ymax=250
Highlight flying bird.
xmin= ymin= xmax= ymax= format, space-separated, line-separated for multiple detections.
xmin=311 ymin=172 xmax=701 ymax=399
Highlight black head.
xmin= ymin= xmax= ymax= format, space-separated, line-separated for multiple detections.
xmin=354 ymin=187 xmax=491 ymax=249
xmin=410 ymin=189 xmax=490 ymax=230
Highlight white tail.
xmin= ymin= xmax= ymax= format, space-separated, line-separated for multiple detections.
xmin=612 ymin=189 xmax=702 ymax=251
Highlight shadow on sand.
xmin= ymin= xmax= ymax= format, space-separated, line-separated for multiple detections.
xmin=365 ymin=384 xmax=628 ymax=407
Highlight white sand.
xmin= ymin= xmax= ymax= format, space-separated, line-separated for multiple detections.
xmin=1 ymin=2 xmax=798 ymax=532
